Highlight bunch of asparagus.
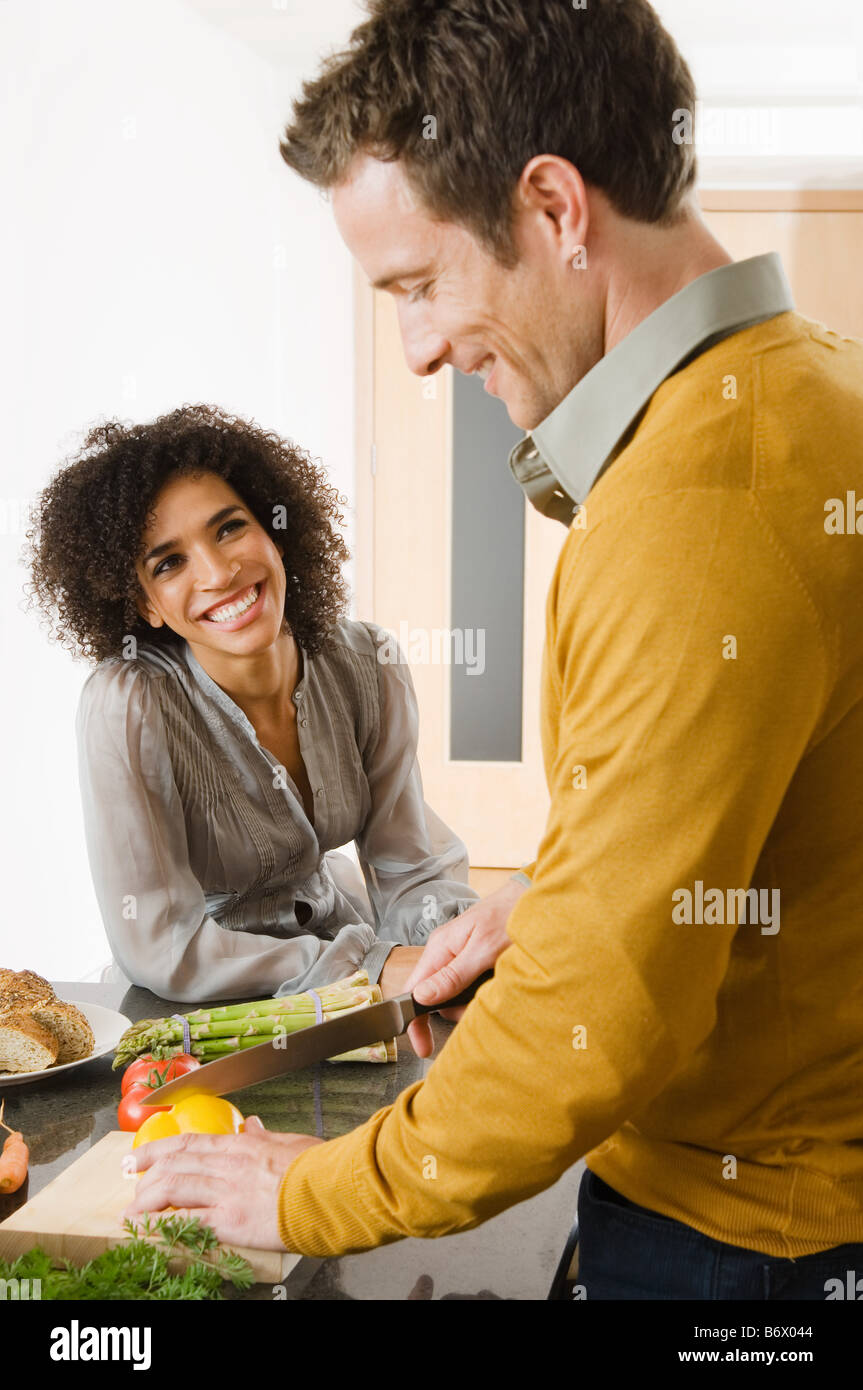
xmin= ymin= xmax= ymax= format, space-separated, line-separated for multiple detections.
xmin=112 ymin=969 xmax=397 ymax=1070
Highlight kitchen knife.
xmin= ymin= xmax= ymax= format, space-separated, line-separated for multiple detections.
xmin=141 ymin=970 xmax=494 ymax=1105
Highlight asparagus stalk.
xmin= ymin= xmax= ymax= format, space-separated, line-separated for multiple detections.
xmin=323 ymin=987 xmax=398 ymax=1063
xmin=113 ymin=971 xmax=397 ymax=1068
xmin=149 ymin=1036 xmax=299 ymax=1059
xmin=147 ymin=1037 xmax=397 ymax=1063
xmin=118 ymin=983 xmax=376 ymax=1044
xmin=155 ymin=989 xmax=380 ymax=1041
xmin=329 ymin=1039 xmax=398 ymax=1063
xmin=114 ymin=974 xmax=374 ymax=1065
xmin=182 ymin=972 xmax=372 ymax=1023
xmin=152 ymin=994 xmax=384 ymax=1055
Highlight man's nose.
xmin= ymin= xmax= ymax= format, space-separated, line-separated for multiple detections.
xmin=397 ymin=302 xmax=449 ymax=378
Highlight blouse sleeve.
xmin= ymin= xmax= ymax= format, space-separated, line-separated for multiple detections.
xmin=75 ymin=660 xmax=381 ymax=1004
xmin=512 ymin=860 xmax=537 ymax=888
xmin=353 ymin=626 xmax=480 ymax=946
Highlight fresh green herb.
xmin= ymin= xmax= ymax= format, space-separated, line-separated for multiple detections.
xmin=0 ymin=1212 xmax=255 ymax=1299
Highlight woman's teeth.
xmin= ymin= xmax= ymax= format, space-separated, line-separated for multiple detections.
xmin=204 ymin=584 xmax=259 ymax=623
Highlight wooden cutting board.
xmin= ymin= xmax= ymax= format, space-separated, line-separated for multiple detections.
xmin=0 ymin=1131 xmax=302 ymax=1285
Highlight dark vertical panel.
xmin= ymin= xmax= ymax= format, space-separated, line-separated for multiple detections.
xmin=450 ymin=371 xmax=525 ymax=761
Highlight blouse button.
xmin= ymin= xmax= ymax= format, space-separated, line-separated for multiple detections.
xmin=300 ymin=717 xmax=307 ymax=727
xmin=315 ymin=787 xmax=324 ymax=797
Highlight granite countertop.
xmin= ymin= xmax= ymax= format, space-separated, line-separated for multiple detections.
xmin=0 ymin=979 xmax=583 ymax=1300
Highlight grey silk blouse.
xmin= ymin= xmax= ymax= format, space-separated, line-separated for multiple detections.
xmin=75 ymin=617 xmax=480 ymax=1004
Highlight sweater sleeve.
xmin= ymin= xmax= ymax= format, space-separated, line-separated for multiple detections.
xmin=275 ymin=489 xmax=829 ymax=1254
xmin=76 ymin=660 xmax=381 ymax=1003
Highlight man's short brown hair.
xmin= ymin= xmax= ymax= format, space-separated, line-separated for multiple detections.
xmin=279 ymin=0 xmax=698 ymax=265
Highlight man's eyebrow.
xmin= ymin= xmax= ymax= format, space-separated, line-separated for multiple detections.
xmin=142 ymin=505 xmax=245 ymax=566
xmin=369 ymin=264 xmax=434 ymax=291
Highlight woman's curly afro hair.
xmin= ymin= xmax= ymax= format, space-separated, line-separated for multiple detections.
xmin=24 ymin=403 xmax=351 ymax=664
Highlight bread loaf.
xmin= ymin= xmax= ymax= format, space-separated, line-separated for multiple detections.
xmin=0 ymin=970 xmax=94 ymax=1071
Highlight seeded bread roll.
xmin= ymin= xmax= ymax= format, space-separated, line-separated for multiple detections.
xmin=0 ymin=1012 xmax=60 ymax=1073
xmin=0 ymin=970 xmax=56 ymax=1016
xmin=27 ymin=1001 xmax=95 ymax=1064
xmin=1 ymin=991 xmax=46 ymax=1018
xmin=10 ymin=970 xmax=55 ymax=1000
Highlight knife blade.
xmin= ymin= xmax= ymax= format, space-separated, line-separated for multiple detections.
xmin=140 ymin=970 xmax=494 ymax=1105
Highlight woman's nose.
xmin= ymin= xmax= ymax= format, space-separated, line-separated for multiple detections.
xmin=193 ymin=546 xmax=241 ymax=588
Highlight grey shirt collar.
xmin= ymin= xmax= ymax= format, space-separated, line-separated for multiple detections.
xmin=508 ymin=252 xmax=796 ymax=526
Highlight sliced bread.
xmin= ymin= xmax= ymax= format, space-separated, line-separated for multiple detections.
xmin=27 ymin=1000 xmax=95 ymax=1064
xmin=0 ymin=1012 xmax=60 ymax=1073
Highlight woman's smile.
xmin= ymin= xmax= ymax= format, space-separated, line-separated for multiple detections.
xmin=197 ymin=578 xmax=268 ymax=631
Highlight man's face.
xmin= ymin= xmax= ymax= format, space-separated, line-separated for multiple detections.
xmin=332 ymin=155 xmax=600 ymax=431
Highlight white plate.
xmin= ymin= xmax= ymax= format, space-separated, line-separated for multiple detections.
xmin=0 ymin=1000 xmax=132 ymax=1086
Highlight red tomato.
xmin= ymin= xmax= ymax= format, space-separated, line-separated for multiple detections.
xmin=117 ymin=1085 xmax=170 ymax=1132
xmin=120 ymin=1054 xmax=200 ymax=1097
xmin=117 ymin=1053 xmax=201 ymax=1131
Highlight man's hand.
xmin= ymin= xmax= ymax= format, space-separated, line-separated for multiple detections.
xmin=121 ymin=1117 xmax=323 ymax=1251
xmin=403 ymin=876 xmax=529 ymax=1059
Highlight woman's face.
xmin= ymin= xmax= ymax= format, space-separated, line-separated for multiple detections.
xmin=135 ymin=471 xmax=288 ymax=657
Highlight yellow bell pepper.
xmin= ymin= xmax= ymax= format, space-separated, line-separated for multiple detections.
xmin=132 ymin=1093 xmax=244 ymax=1149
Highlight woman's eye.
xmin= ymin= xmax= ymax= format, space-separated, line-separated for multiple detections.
xmin=408 ymin=282 xmax=432 ymax=304
xmin=153 ymin=555 xmax=180 ymax=577
xmin=152 ymin=520 xmax=246 ymax=576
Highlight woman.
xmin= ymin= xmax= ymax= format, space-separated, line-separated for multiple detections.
xmin=26 ymin=403 xmax=480 ymax=1003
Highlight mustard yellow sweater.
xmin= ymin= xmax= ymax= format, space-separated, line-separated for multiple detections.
xmin=277 ymin=311 xmax=863 ymax=1258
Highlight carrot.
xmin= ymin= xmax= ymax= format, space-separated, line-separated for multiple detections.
xmin=0 ymin=1097 xmax=29 ymax=1193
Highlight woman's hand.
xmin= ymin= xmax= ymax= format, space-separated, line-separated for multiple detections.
xmin=121 ymin=1117 xmax=323 ymax=1251
xmin=378 ymin=945 xmax=426 ymax=999
xmin=403 ymin=877 xmax=529 ymax=1059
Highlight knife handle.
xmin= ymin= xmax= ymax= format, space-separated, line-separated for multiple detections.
xmin=410 ymin=969 xmax=495 ymax=1016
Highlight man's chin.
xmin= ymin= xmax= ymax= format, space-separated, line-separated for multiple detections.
xmin=506 ymin=385 xmax=570 ymax=434
xmin=503 ymin=398 xmax=542 ymax=433
xmin=490 ymin=379 xmax=544 ymax=433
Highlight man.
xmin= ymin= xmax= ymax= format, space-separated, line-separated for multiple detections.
xmin=125 ymin=0 xmax=863 ymax=1299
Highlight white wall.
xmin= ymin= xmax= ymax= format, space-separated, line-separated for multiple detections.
xmin=0 ymin=0 xmax=357 ymax=981
xmin=655 ymin=0 xmax=863 ymax=181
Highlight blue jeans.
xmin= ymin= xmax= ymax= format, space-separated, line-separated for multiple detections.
xmin=576 ymin=1168 xmax=863 ymax=1300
